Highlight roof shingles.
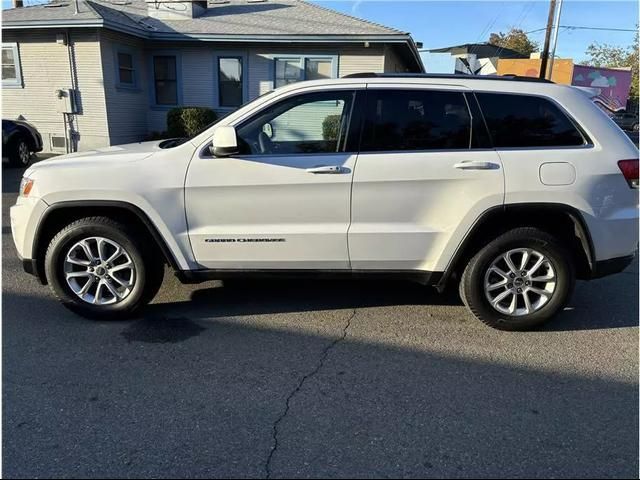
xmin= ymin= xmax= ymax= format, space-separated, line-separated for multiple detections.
xmin=3 ymin=0 xmax=407 ymax=37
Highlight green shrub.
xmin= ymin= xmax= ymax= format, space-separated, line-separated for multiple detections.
xmin=322 ymin=115 xmax=342 ymax=141
xmin=167 ymin=107 xmax=217 ymax=138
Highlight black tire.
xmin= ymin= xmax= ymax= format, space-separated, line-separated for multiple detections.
xmin=459 ymin=227 xmax=575 ymax=331
xmin=44 ymin=216 xmax=164 ymax=319
xmin=7 ymin=137 xmax=31 ymax=168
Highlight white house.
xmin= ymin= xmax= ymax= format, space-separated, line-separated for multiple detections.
xmin=2 ymin=0 xmax=424 ymax=153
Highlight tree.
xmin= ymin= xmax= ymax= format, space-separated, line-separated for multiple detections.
xmin=583 ymin=28 xmax=639 ymax=99
xmin=488 ymin=28 xmax=539 ymax=57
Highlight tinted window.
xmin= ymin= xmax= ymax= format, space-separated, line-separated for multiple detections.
xmin=236 ymin=90 xmax=355 ymax=155
xmin=361 ymin=90 xmax=471 ymax=152
xmin=476 ymin=93 xmax=585 ymax=148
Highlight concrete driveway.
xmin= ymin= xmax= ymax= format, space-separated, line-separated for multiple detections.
xmin=3 ymin=163 xmax=638 ymax=478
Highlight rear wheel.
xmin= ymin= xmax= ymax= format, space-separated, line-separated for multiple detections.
xmin=459 ymin=227 xmax=575 ymax=331
xmin=44 ymin=217 xmax=164 ymax=319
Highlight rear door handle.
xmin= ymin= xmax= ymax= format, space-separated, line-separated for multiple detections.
xmin=306 ymin=165 xmax=346 ymax=174
xmin=453 ymin=161 xmax=499 ymax=170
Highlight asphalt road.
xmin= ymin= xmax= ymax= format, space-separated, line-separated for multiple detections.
xmin=3 ymin=163 xmax=639 ymax=478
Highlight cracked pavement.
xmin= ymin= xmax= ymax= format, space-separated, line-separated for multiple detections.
xmin=3 ymin=166 xmax=639 ymax=478
xmin=265 ymin=309 xmax=356 ymax=479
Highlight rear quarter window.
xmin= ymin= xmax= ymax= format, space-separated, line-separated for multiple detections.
xmin=476 ymin=92 xmax=586 ymax=148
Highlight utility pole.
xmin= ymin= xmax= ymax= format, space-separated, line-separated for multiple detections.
xmin=539 ymin=0 xmax=557 ymax=79
xmin=547 ymin=0 xmax=564 ymax=80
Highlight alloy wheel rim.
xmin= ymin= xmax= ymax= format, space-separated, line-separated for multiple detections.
xmin=18 ymin=142 xmax=29 ymax=163
xmin=483 ymin=248 xmax=556 ymax=317
xmin=63 ymin=237 xmax=136 ymax=305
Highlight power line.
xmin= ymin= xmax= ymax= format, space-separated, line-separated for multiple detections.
xmin=526 ymin=25 xmax=637 ymax=34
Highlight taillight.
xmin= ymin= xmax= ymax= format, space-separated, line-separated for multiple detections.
xmin=618 ymin=159 xmax=639 ymax=188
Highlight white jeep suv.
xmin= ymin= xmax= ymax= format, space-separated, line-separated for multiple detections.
xmin=10 ymin=74 xmax=639 ymax=330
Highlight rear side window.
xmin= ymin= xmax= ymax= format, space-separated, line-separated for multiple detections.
xmin=476 ymin=92 xmax=585 ymax=148
xmin=361 ymin=89 xmax=471 ymax=151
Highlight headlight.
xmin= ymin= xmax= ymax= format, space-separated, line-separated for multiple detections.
xmin=19 ymin=177 xmax=34 ymax=197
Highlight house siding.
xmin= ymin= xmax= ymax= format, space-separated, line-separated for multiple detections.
xmin=146 ymin=43 xmax=388 ymax=133
xmin=2 ymin=29 xmax=109 ymax=153
xmin=100 ymin=30 xmax=148 ymax=145
xmin=384 ymin=45 xmax=408 ymax=73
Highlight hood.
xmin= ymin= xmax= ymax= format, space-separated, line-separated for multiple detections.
xmin=24 ymin=139 xmax=175 ymax=177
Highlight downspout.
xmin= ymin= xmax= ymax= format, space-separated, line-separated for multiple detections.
xmin=66 ymin=28 xmax=80 ymax=152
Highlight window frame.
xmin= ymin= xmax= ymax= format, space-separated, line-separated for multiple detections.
xmin=473 ymin=90 xmax=592 ymax=150
xmin=214 ymin=53 xmax=247 ymax=110
xmin=114 ymin=45 xmax=138 ymax=90
xmin=149 ymin=52 xmax=182 ymax=109
xmin=271 ymin=54 xmax=338 ymax=89
xmin=2 ymin=42 xmax=23 ymax=88
xmin=358 ymin=87 xmax=477 ymax=154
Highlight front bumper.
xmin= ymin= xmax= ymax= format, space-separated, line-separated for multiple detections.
xmin=10 ymin=195 xmax=48 ymax=264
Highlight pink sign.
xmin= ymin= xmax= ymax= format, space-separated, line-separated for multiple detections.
xmin=571 ymin=64 xmax=633 ymax=112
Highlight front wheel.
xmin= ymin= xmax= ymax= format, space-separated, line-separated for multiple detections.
xmin=459 ymin=227 xmax=575 ymax=331
xmin=44 ymin=216 xmax=164 ymax=319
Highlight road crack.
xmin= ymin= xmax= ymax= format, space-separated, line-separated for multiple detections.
xmin=264 ymin=309 xmax=357 ymax=479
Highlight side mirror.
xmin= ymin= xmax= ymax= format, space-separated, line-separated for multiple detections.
xmin=211 ymin=125 xmax=238 ymax=157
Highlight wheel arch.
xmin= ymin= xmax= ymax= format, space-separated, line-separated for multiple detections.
xmin=438 ymin=203 xmax=595 ymax=290
xmin=11 ymin=126 xmax=36 ymax=151
xmin=32 ymin=201 xmax=181 ymax=284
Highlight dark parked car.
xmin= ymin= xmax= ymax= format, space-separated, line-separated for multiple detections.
xmin=611 ymin=112 xmax=639 ymax=132
xmin=2 ymin=119 xmax=43 ymax=168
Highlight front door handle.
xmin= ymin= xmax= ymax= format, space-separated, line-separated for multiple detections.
xmin=306 ymin=165 xmax=346 ymax=174
xmin=453 ymin=161 xmax=500 ymax=170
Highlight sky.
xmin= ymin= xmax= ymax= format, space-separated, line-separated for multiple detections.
xmin=312 ymin=0 xmax=638 ymax=71
xmin=2 ymin=0 xmax=638 ymax=70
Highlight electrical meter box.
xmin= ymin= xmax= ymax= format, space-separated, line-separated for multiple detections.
xmin=55 ymin=88 xmax=78 ymax=114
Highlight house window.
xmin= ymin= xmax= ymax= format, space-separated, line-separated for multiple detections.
xmin=153 ymin=55 xmax=178 ymax=105
xmin=218 ymin=57 xmax=243 ymax=108
xmin=2 ymin=43 xmax=22 ymax=87
xmin=274 ymin=55 xmax=336 ymax=88
xmin=305 ymin=58 xmax=332 ymax=81
xmin=275 ymin=59 xmax=302 ymax=88
xmin=117 ymin=51 xmax=135 ymax=87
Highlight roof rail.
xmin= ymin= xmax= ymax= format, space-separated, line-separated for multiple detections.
xmin=343 ymin=72 xmax=554 ymax=83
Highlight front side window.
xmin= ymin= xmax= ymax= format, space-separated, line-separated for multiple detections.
xmin=236 ymin=90 xmax=355 ymax=155
xmin=117 ymin=51 xmax=135 ymax=87
xmin=218 ymin=57 xmax=243 ymax=108
xmin=153 ymin=55 xmax=178 ymax=106
xmin=475 ymin=92 xmax=586 ymax=148
xmin=361 ymin=89 xmax=472 ymax=152
xmin=2 ymin=43 xmax=22 ymax=87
